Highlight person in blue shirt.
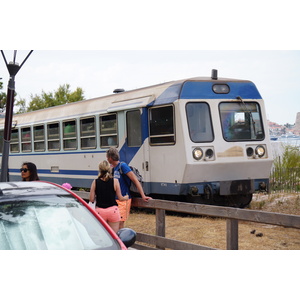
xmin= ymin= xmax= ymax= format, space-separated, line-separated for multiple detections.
xmin=106 ymin=147 xmax=151 ymax=229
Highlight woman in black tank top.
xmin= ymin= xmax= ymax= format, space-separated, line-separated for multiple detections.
xmin=89 ymin=160 xmax=128 ymax=233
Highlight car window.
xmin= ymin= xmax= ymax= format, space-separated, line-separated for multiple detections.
xmin=0 ymin=195 xmax=121 ymax=250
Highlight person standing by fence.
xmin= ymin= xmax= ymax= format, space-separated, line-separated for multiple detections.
xmin=106 ymin=147 xmax=151 ymax=229
xmin=89 ymin=160 xmax=128 ymax=233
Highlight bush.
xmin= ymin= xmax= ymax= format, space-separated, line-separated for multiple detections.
xmin=270 ymin=145 xmax=300 ymax=192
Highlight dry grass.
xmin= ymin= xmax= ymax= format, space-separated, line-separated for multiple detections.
xmin=251 ymin=192 xmax=300 ymax=215
xmin=126 ymin=193 xmax=300 ymax=250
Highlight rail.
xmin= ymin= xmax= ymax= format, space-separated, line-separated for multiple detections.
xmin=74 ymin=191 xmax=300 ymax=250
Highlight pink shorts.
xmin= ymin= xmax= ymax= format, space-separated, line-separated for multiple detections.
xmin=95 ymin=206 xmax=120 ymax=223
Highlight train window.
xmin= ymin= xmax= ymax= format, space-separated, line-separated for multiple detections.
xmin=21 ymin=127 xmax=32 ymax=152
xmin=63 ymin=120 xmax=77 ymax=150
xmin=34 ymin=125 xmax=45 ymax=152
xmin=186 ymin=103 xmax=214 ymax=142
xmin=219 ymin=102 xmax=265 ymax=141
xmin=149 ymin=105 xmax=175 ymax=145
xmin=126 ymin=110 xmax=142 ymax=147
xmin=10 ymin=129 xmax=20 ymax=153
xmin=100 ymin=114 xmax=118 ymax=148
xmin=80 ymin=117 xmax=96 ymax=149
xmin=47 ymin=122 xmax=60 ymax=151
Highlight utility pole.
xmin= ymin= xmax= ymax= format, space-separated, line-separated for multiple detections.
xmin=0 ymin=50 xmax=33 ymax=182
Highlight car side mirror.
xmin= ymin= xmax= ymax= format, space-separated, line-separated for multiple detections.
xmin=117 ymin=228 xmax=136 ymax=248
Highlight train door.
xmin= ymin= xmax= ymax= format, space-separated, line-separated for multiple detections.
xmin=141 ymin=108 xmax=150 ymax=194
xmin=125 ymin=109 xmax=150 ymax=194
xmin=147 ymin=104 xmax=176 ymax=196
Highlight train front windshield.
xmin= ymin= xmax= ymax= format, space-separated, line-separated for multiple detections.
xmin=186 ymin=103 xmax=214 ymax=143
xmin=219 ymin=102 xmax=264 ymax=142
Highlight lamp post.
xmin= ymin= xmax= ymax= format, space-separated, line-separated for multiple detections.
xmin=0 ymin=50 xmax=33 ymax=182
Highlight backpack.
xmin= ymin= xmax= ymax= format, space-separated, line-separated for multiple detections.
xmin=119 ymin=162 xmax=143 ymax=196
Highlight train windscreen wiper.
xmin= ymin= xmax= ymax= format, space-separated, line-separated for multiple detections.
xmin=236 ymin=96 xmax=257 ymax=138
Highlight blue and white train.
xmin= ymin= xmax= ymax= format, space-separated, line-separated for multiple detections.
xmin=0 ymin=70 xmax=273 ymax=207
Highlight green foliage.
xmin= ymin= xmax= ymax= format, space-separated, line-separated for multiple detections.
xmin=273 ymin=145 xmax=300 ymax=169
xmin=271 ymin=145 xmax=300 ymax=192
xmin=284 ymin=123 xmax=294 ymax=129
xmin=1 ymin=81 xmax=84 ymax=113
xmin=14 ymin=98 xmax=27 ymax=114
xmin=0 ymin=80 xmax=6 ymax=111
xmin=26 ymin=84 xmax=85 ymax=112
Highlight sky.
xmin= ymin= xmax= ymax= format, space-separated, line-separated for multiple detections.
xmin=0 ymin=50 xmax=299 ymax=125
xmin=1 ymin=1 xmax=300 ymax=127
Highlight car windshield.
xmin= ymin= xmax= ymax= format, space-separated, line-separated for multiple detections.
xmin=0 ymin=195 xmax=121 ymax=250
xmin=219 ymin=102 xmax=264 ymax=141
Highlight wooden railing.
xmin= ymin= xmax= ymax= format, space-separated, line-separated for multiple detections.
xmin=74 ymin=191 xmax=300 ymax=250
xmin=131 ymin=198 xmax=300 ymax=250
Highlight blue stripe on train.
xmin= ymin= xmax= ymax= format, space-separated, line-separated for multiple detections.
xmin=180 ymin=81 xmax=262 ymax=99
xmin=7 ymin=150 xmax=106 ymax=156
xmin=150 ymin=81 xmax=262 ymax=106
xmin=10 ymin=168 xmax=98 ymax=176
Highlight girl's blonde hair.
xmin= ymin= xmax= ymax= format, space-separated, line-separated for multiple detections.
xmin=98 ymin=160 xmax=112 ymax=181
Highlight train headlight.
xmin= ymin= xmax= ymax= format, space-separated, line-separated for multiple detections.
xmin=193 ymin=147 xmax=203 ymax=160
xmin=255 ymin=145 xmax=265 ymax=157
xmin=212 ymin=84 xmax=230 ymax=94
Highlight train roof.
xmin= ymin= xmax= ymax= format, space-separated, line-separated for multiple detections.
xmin=1 ymin=76 xmax=256 ymax=127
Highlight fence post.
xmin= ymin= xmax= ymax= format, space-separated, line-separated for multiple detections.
xmin=226 ymin=219 xmax=239 ymax=250
xmin=156 ymin=209 xmax=166 ymax=249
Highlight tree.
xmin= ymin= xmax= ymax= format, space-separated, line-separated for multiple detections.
xmin=14 ymin=98 xmax=27 ymax=114
xmin=0 ymin=80 xmax=7 ymax=112
xmin=1 ymin=81 xmax=23 ymax=115
xmin=284 ymin=123 xmax=294 ymax=129
xmin=26 ymin=84 xmax=85 ymax=112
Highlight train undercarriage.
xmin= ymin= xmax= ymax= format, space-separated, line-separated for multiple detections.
xmin=149 ymin=193 xmax=253 ymax=208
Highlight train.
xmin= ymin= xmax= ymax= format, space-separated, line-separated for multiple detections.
xmin=0 ymin=70 xmax=273 ymax=207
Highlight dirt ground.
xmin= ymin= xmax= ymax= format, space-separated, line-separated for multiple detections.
xmin=126 ymin=193 xmax=300 ymax=250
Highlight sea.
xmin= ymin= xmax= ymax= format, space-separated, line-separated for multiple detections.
xmin=270 ymin=136 xmax=300 ymax=158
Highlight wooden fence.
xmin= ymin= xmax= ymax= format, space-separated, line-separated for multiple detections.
xmin=270 ymin=167 xmax=300 ymax=192
xmin=130 ymin=198 xmax=300 ymax=250
xmin=75 ymin=191 xmax=300 ymax=250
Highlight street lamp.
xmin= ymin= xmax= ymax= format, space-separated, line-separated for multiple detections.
xmin=0 ymin=50 xmax=33 ymax=182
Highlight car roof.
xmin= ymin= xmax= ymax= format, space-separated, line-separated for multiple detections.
xmin=0 ymin=181 xmax=70 ymax=199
